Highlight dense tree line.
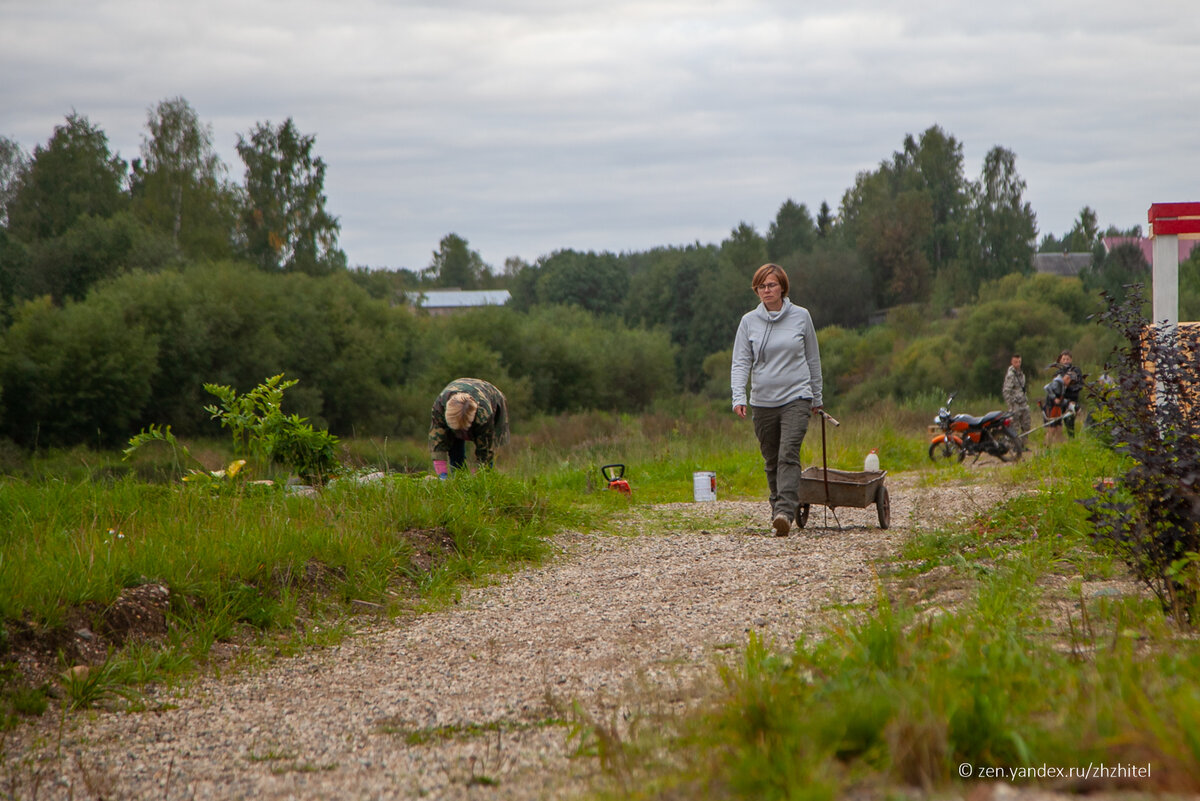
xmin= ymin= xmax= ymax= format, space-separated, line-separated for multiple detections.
xmin=0 ymin=101 xmax=1187 ymax=451
xmin=0 ymin=261 xmax=678 ymax=448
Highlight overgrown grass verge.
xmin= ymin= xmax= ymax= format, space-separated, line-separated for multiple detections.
xmin=577 ymin=437 xmax=1200 ymax=799
xmin=509 ymin=398 xmax=933 ymax=504
xmin=0 ymin=469 xmax=576 ymax=725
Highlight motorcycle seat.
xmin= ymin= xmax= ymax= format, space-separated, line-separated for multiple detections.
xmin=955 ymin=410 xmax=1008 ymax=427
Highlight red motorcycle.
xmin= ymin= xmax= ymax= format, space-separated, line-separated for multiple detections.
xmin=929 ymin=393 xmax=1023 ymax=464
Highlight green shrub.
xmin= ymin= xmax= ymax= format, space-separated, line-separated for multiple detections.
xmin=203 ymin=374 xmax=340 ymax=482
xmin=0 ymin=295 xmax=157 ymax=447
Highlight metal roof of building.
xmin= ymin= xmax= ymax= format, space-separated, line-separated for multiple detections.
xmin=413 ymin=290 xmax=512 ymax=308
xmin=1033 ymin=252 xmax=1093 ymax=276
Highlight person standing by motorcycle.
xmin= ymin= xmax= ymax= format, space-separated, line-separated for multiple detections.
xmin=731 ymin=263 xmax=823 ymax=537
xmin=1054 ymin=350 xmax=1084 ymax=438
xmin=1002 ymin=354 xmax=1032 ymax=440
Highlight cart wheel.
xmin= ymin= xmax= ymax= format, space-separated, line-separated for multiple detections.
xmin=796 ymin=504 xmax=810 ymax=529
xmin=875 ymin=485 xmax=890 ymax=529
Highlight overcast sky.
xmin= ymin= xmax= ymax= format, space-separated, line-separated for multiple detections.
xmin=2 ymin=1 xmax=1198 ymax=271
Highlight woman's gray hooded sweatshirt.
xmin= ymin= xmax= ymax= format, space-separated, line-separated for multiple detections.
xmin=730 ymin=297 xmax=823 ymax=409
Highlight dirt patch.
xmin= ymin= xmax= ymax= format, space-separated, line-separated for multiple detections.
xmin=97 ymin=583 xmax=170 ymax=645
xmin=403 ymin=526 xmax=458 ymax=573
xmin=3 ymin=583 xmax=171 ymax=691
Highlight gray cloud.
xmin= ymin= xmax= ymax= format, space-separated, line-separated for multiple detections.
xmin=2 ymin=0 xmax=1198 ymax=269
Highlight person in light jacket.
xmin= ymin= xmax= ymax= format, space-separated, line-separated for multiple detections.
xmin=731 ymin=263 xmax=823 ymax=537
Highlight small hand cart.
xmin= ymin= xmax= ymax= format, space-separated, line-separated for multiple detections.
xmin=795 ymin=411 xmax=891 ymax=530
xmin=796 ymin=466 xmax=890 ymax=529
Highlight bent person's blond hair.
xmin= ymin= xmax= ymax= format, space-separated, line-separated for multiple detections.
xmin=445 ymin=392 xmax=478 ymax=430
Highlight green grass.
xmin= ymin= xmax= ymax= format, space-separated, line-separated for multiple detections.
xmin=58 ymin=654 xmax=144 ymax=711
xmin=506 ymin=397 xmax=933 ymax=504
xmin=0 ymin=470 xmax=567 ymax=625
xmin=5 ymin=404 xmax=1199 ymax=798
xmin=582 ymin=434 xmax=1200 ymax=798
xmin=378 ymin=716 xmax=566 ymax=746
xmin=0 ymin=465 xmax=577 ymax=721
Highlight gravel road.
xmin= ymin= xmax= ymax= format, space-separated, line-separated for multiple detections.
xmin=3 ymin=473 xmax=1014 ymax=800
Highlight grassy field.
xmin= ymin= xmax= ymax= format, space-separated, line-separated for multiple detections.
xmin=4 ymin=396 xmax=1197 ymax=796
xmin=575 ymin=436 xmax=1200 ymax=799
xmin=0 ymin=395 xmax=927 ymax=716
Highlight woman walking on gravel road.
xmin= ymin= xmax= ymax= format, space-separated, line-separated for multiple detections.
xmin=730 ymin=263 xmax=824 ymax=537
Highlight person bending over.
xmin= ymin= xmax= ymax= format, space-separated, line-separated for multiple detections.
xmin=429 ymin=377 xmax=510 ymax=478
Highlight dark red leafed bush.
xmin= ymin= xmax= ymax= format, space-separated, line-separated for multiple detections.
xmin=1084 ymin=285 xmax=1200 ymax=624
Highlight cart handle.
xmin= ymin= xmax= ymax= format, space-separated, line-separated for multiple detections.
xmin=817 ymin=408 xmax=841 ymax=427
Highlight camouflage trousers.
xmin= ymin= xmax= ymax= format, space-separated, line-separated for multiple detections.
xmin=1009 ymin=402 xmax=1032 ymax=439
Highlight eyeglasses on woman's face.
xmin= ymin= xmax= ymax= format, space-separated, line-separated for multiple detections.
xmin=756 ymin=281 xmax=781 ymax=293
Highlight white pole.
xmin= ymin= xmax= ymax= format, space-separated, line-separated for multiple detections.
xmin=1152 ymin=234 xmax=1179 ymax=328
xmin=1150 ymin=233 xmax=1179 ymax=419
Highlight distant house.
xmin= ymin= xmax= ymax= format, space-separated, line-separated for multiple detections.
xmin=1103 ymin=236 xmax=1200 ymax=265
xmin=410 ymin=289 xmax=512 ymax=316
xmin=1031 ymin=239 xmax=1199 ymax=278
xmin=1033 ymin=252 xmax=1093 ymax=276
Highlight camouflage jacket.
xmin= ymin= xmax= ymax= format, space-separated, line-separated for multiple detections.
xmin=1002 ymin=365 xmax=1028 ymax=408
xmin=428 ymin=378 xmax=510 ymax=465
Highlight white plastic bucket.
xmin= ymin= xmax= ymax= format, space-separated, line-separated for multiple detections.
xmin=693 ymin=471 xmax=717 ymax=502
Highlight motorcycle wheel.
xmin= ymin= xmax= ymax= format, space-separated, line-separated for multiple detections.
xmin=928 ymin=440 xmax=963 ymax=464
xmin=996 ymin=429 xmax=1023 ymax=462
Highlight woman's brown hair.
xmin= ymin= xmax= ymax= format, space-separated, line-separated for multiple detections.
xmin=751 ymin=263 xmax=789 ymax=295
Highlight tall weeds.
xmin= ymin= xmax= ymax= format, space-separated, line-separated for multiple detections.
xmin=508 ymin=400 xmax=932 ymax=502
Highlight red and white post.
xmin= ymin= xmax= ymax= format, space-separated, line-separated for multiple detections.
xmin=1148 ymin=202 xmax=1200 ymax=328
